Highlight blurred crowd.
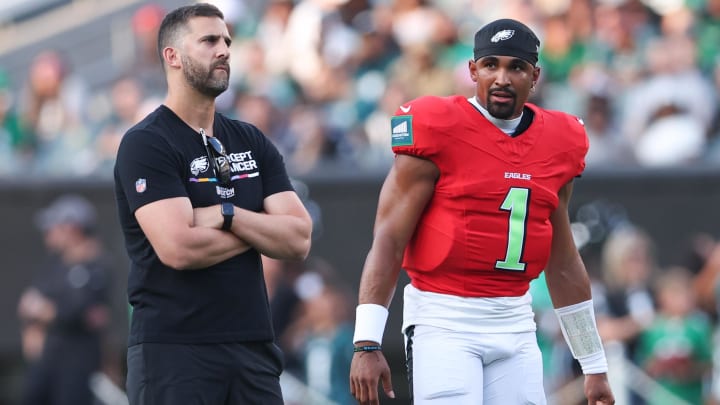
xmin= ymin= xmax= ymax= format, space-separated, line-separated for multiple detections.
xmin=0 ymin=0 xmax=719 ymax=179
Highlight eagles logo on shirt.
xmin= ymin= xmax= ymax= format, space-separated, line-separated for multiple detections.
xmin=190 ymin=156 xmax=210 ymax=176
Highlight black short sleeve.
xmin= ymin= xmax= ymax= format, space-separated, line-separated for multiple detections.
xmin=115 ymin=128 xmax=187 ymax=214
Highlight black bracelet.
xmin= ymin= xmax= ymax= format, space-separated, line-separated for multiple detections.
xmin=353 ymin=345 xmax=382 ymax=353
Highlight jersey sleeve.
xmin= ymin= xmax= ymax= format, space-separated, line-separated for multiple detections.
xmin=247 ymin=123 xmax=294 ymax=198
xmin=390 ymin=96 xmax=444 ymax=160
xmin=567 ymin=114 xmax=589 ymax=178
xmin=548 ymin=109 xmax=589 ymax=180
xmin=114 ymin=128 xmax=187 ymax=213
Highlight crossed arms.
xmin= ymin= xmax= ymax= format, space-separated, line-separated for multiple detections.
xmin=135 ymin=191 xmax=312 ymax=270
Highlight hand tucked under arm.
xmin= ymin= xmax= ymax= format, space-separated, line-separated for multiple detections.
xmin=136 ymin=197 xmax=251 ymax=270
xmin=226 ymin=191 xmax=312 ymax=261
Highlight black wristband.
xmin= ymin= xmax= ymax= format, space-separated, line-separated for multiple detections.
xmin=353 ymin=345 xmax=382 ymax=353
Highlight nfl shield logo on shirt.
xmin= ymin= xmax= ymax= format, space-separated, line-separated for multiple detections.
xmin=135 ymin=178 xmax=147 ymax=193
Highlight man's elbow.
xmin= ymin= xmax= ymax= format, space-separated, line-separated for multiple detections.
xmin=282 ymin=227 xmax=312 ymax=261
xmin=291 ymin=219 xmax=313 ymax=258
xmin=295 ymin=236 xmax=312 ymax=260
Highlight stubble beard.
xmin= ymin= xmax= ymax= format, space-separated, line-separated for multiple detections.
xmin=486 ymin=98 xmax=517 ymax=120
xmin=181 ymin=55 xmax=229 ymax=98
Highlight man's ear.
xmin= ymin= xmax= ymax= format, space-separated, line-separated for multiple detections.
xmin=468 ymin=59 xmax=478 ymax=83
xmin=163 ymin=47 xmax=181 ymax=69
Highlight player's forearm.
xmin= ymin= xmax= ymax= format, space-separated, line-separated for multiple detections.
xmin=546 ymin=240 xmax=608 ymax=376
xmin=161 ymin=228 xmax=250 ymax=270
xmin=545 ymin=253 xmax=592 ymax=308
xmin=358 ymin=236 xmax=403 ymax=307
xmin=545 ymin=191 xmax=592 ymax=307
xmin=229 ymin=208 xmax=312 ymax=261
xmin=353 ymin=237 xmax=402 ymax=346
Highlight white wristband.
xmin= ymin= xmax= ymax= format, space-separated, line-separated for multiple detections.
xmin=577 ymin=351 xmax=608 ymax=375
xmin=353 ymin=304 xmax=389 ymax=344
xmin=555 ymin=299 xmax=608 ymax=374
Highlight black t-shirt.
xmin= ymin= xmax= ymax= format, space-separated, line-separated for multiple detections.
xmin=33 ymin=253 xmax=110 ymax=366
xmin=114 ymin=105 xmax=293 ymax=346
xmin=35 ymin=253 xmax=111 ymax=338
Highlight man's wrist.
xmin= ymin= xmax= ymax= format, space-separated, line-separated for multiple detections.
xmin=221 ymin=202 xmax=234 ymax=231
xmin=354 ymin=340 xmax=380 ymax=347
xmin=554 ymin=299 xmax=608 ymax=374
xmin=353 ymin=304 xmax=388 ymax=344
xmin=353 ymin=344 xmax=382 ymax=353
xmin=577 ymin=351 xmax=608 ymax=374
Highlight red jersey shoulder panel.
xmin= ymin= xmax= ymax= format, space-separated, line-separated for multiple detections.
xmin=391 ymin=95 xmax=467 ymax=161
xmin=530 ymin=105 xmax=589 ymax=178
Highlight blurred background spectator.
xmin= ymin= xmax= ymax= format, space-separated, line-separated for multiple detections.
xmin=635 ymin=266 xmax=713 ymax=405
xmin=17 ymin=50 xmax=92 ymax=177
xmin=595 ymin=226 xmax=657 ymax=357
xmin=125 ymin=3 xmax=167 ymax=99
xmin=89 ymin=76 xmax=146 ymax=177
xmin=594 ymin=226 xmax=658 ymax=404
xmin=281 ymin=257 xmax=355 ymax=405
xmin=16 ymin=194 xmax=113 ymax=405
xmin=0 ymin=69 xmax=29 ymax=175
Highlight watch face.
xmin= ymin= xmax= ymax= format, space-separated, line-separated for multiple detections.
xmin=221 ymin=203 xmax=234 ymax=231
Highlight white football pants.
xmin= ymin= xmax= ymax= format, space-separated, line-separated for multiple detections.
xmin=405 ymin=325 xmax=546 ymax=404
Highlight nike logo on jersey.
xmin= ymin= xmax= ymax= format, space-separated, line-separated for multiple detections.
xmin=505 ymin=172 xmax=532 ymax=180
xmin=399 ymin=105 xmax=411 ymax=113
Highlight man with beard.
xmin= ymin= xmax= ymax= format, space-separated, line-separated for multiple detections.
xmin=349 ymin=19 xmax=615 ymax=404
xmin=113 ymin=4 xmax=312 ymax=404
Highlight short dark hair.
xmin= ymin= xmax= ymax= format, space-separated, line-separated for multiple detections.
xmin=157 ymin=3 xmax=225 ymax=66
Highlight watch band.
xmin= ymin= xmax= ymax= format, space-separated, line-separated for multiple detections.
xmin=221 ymin=202 xmax=234 ymax=231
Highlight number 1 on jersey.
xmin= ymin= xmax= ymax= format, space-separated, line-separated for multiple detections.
xmin=495 ymin=187 xmax=529 ymax=271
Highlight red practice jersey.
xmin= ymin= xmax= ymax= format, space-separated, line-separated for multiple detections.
xmin=391 ymin=95 xmax=588 ymax=297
